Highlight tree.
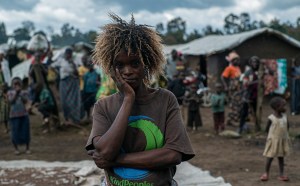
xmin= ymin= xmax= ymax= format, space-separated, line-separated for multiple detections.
xmin=13 ymin=28 xmax=31 ymax=41
xmin=202 ymin=25 xmax=223 ymax=36
xmin=84 ymin=30 xmax=97 ymax=45
xmin=224 ymin=13 xmax=240 ymax=34
xmin=259 ymin=21 xmax=267 ymax=28
xmin=61 ymin=23 xmax=74 ymax=38
xmin=297 ymin=17 xmax=300 ymax=27
xmin=12 ymin=21 xmax=35 ymax=42
xmin=186 ymin=29 xmax=202 ymax=42
xmin=269 ymin=18 xmax=286 ymax=33
xmin=0 ymin=22 xmax=8 ymax=44
xmin=156 ymin=23 xmax=164 ymax=34
xmin=22 ymin=21 xmax=35 ymax=35
xmin=164 ymin=17 xmax=186 ymax=44
xmin=239 ymin=13 xmax=251 ymax=31
xmin=54 ymin=23 xmax=75 ymax=46
xmin=223 ymin=13 xmax=255 ymax=33
xmin=46 ymin=26 xmax=54 ymax=37
xmin=74 ymin=28 xmax=84 ymax=41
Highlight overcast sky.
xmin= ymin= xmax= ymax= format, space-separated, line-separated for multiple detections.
xmin=0 ymin=0 xmax=299 ymax=35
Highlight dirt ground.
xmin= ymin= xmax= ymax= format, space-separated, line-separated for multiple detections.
xmin=0 ymin=99 xmax=300 ymax=186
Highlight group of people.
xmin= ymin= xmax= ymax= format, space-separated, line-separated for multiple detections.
xmin=28 ymin=46 xmax=101 ymax=131
xmin=215 ymin=51 xmax=292 ymax=181
xmin=0 ymin=39 xmax=102 ymax=155
xmin=164 ymin=46 xmax=293 ymax=182
xmin=166 ymin=55 xmax=204 ymax=132
xmin=218 ymin=51 xmax=260 ymax=135
xmin=1 ymin=12 xmax=296 ymax=185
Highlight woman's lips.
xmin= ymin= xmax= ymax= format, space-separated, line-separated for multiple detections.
xmin=124 ymin=79 xmax=137 ymax=84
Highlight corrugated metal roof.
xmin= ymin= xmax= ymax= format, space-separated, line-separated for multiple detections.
xmin=164 ymin=28 xmax=300 ymax=56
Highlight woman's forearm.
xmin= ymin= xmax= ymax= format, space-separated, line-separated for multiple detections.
xmin=94 ymin=97 xmax=134 ymax=160
xmin=114 ymin=148 xmax=182 ymax=170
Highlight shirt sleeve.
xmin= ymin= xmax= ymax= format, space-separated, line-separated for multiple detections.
xmin=85 ymin=100 xmax=111 ymax=151
xmin=163 ymin=92 xmax=195 ymax=161
xmin=210 ymin=94 xmax=218 ymax=106
xmin=222 ymin=66 xmax=231 ymax=78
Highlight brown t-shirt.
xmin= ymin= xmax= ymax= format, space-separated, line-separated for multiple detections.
xmin=86 ymin=88 xmax=195 ymax=186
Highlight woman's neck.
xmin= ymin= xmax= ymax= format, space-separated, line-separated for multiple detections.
xmin=135 ymin=83 xmax=154 ymax=99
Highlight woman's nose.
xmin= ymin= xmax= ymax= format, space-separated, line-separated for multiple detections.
xmin=122 ymin=65 xmax=133 ymax=75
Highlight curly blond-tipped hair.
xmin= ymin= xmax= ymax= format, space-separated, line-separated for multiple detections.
xmin=93 ymin=13 xmax=166 ymax=84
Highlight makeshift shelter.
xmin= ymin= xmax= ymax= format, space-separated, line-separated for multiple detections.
xmin=165 ymin=28 xmax=300 ymax=88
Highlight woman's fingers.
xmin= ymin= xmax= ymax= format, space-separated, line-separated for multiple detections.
xmin=114 ymin=68 xmax=125 ymax=87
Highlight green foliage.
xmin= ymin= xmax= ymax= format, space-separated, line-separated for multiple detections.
xmin=0 ymin=22 xmax=8 ymax=44
xmin=13 ymin=27 xmax=31 ymax=41
xmin=186 ymin=29 xmax=202 ymax=43
xmin=1 ymin=13 xmax=300 ymax=46
xmin=51 ymin=23 xmax=97 ymax=47
xmin=12 ymin=21 xmax=35 ymax=42
xmin=157 ymin=13 xmax=300 ymax=45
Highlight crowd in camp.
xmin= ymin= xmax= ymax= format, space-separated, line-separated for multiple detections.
xmin=1 ymin=33 xmax=300 ymax=144
xmin=0 ymin=15 xmax=300 ymax=184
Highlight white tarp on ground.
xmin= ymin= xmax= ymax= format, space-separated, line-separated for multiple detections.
xmin=0 ymin=160 xmax=231 ymax=186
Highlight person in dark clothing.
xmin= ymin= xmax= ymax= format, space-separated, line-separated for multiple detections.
xmin=82 ymin=61 xmax=101 ymax=120
xmin=291 ymin=58 xmax=300 ymax=115
xmin=167 ymin=72 xmax=187 ymax=125
xmin=239 ymin=56 xmax=259 ymax=134
xmin=185 ymin=83 xmax=202 ymax=131
xmin=167 ymin=72 xmax=186 ymax=105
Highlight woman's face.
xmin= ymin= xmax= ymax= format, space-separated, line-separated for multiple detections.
xmin=65 ymin=51 xmax=73 ymax=60
xmin=232 ymin=58 xmax=240 ymax=66
xmin=12 ymin=80 xmax=21 ymax=91
xmin=277 ymin=100 xmax=287 ymax=113
xmin=113 ymin=50 xmax=144 ymax=90
xmin=250 ymin=60 xmax=259 ymax=70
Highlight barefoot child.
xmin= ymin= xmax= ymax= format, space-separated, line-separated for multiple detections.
xmin=260 ymin=96 xmax=292 ymax=181
xmin=7 ymin=77 xmax=31 ymax=155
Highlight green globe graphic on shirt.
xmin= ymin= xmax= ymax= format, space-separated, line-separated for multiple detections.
xmin=113 ymin=115 xmax=164 ymax=180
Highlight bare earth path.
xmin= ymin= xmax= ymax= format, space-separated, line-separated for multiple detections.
xmin=0 ymin=102 xmax=300 ymax=186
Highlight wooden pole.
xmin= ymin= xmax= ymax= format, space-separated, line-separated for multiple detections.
xmin=255 ymin=61 xmax=264 ymax=131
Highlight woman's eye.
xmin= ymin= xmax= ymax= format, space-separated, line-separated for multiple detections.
xmin=131 ymin=61 xmax=140 ymax=68
xmin=115 ymin=63 xmax=123 ymax=69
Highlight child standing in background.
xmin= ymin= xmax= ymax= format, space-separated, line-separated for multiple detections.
xmin=186 ymin=83 xmax=202 ymax=131
xmin=260 ymin=97 xmax=291 ymax=182
xmin=210 ymin=83 xmax=226 ymax=134
xmin=7 ymin=77 xmax=31 ymax=155
xmin=0 ymin=83 xmax=9 ymax=133
xmin=38 ymin=87 xmax=56 ymax=133
xmin=82 ymin=61 xmax=100 ymax=120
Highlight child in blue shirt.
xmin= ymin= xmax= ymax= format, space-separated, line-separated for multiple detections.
xmin=210 ymin=83 xmax=226 ymax=134
xmin=82 ymin=62 xmax=100 ymax=120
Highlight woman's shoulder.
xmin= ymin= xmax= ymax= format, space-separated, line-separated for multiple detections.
xmin=268 ymin=114 xmax=275 ymax=121
xmin=268 ymin=114 xmax=287 ymax=123
xmin=159 ymin=88 xmax=177 ymax=99
xmin=94 ymin=92 xmax=121 ymax=107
